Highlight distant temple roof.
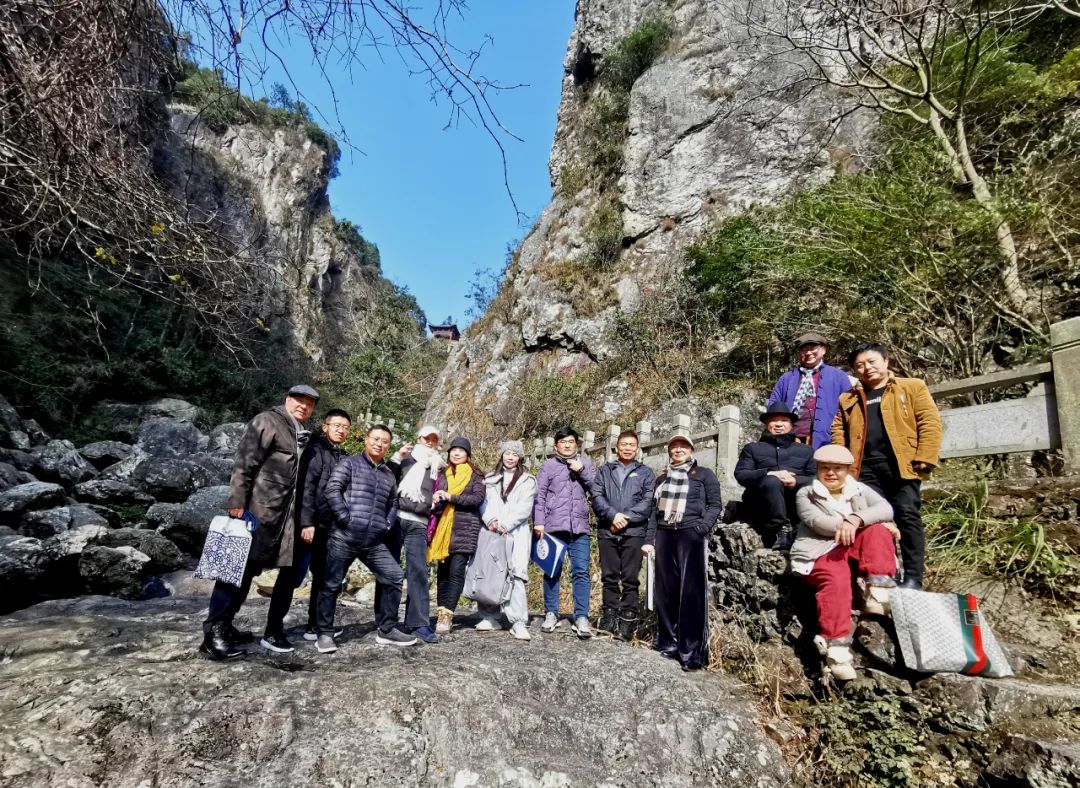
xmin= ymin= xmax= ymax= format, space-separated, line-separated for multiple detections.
xmin=430 ymin=323 xmax=460 ymax=341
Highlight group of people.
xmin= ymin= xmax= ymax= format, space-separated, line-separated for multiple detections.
xmin=199 ymin=332 xmax=943 ymax=680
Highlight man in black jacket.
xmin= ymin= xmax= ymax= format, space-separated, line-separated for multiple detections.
xmin=734 ymin=402 xmax=816 ymax=550
xmin=260 ymin=409 xmax=351 ymax=653
xmin=200 ymin=384 xmax=318 ymax=660
xmin=317 ymin=424 xmax=416 ymax=654
xmin=591 ymin=430 xmax=655 ymax=640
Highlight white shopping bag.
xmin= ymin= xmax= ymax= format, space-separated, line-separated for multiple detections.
xmin=645 ymin=550 xmax=655 ymax=612
xmin=891 ymin=589 xmax=1013 ymax=678
xmin=194 ymin=515 xmax=254 ymax=587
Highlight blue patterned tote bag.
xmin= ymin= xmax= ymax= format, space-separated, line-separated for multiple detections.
xmin=194 ymin=512 xmax=258 ymax=587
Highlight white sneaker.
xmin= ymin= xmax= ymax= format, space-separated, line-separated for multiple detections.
xmin=826 ymin=645 xmax=857 ymax=681
xmin=541 ymin=612 xmax=559 ymax=633
xmin=510 ymin=622 xmax=531 ymax=641
xmin=571 ymin=616 xmax=593 ymax=639
xmin=474 ymin=617 xmax=497 ymax=632
xmin=863 ymin=586 xmax=892 ymax=616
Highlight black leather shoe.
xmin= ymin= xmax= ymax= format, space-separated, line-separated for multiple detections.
xmin=200 ymin=623 xmax=245 ymax=660
xmin=899 ymin=578 xmax=923 ymax=590
xmin=598 ymin=609 xmax=617 ymax=634
xmin=226 ymin=625 xmax=255 ymax=644
xmin=615 ymin=615 xmax=637 ymax=642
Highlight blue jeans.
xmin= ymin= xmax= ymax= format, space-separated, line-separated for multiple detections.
xmin=542 ymin=532 xmax=591 ymax=620
xmin=317 ymin=534 xmax=405 ymax=635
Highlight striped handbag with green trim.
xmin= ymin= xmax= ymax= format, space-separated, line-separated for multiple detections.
xmin=891 ymin=589 xmax=1013 ymax=678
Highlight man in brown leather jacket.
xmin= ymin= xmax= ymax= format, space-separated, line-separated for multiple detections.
xmin=831 ymin=342 xmax=943 ymax=589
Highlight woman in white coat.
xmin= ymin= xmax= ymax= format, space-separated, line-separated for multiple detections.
xmin=477 ymin=440 xmax=537 ymax=640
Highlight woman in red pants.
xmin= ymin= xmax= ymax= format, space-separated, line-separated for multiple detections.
xmin=791 ymin=444 xmax=900 ymax=680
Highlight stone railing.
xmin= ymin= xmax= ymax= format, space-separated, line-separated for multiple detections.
xmin=929 ymin=315 xmax=1079 ymax=470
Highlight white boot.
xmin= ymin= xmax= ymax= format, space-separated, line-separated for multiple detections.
xmin=510 ymin=622 xmax=531 ymax=641
xmin=815 ymin=635 xmax=857 ymax=681
xmin=863 ymin=585 xmax=892 ymax=616
xmin=474 ymin=616 xmax=497 ymax=632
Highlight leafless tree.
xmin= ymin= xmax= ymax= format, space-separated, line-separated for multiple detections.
xmin=740 ymin=0 xmax=1048 ymax=333
xmin=0 ymin=0 xmax=519 ymax=364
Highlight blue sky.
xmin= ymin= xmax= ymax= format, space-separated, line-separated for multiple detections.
xmin=256 ymin=2 xmax=576 ymax=328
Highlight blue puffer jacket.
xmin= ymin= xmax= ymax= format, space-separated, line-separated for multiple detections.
xmin=325 ymin=452 xmax=397 ymax=548
xmin=534 ymin=455 xmax=596 ymax=536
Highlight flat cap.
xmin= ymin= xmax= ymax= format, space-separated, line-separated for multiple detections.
xmin=287 ymin=384 xmax=320 ymax=401
xmin=813 ymin=444 xmax=855 ymax=465
xmin=795 ymin=332 xmax=829 ymax=348
xmin=666 ymin=433 xmax=695 ymax=450
xmin=416 ymin=424 xmax=441 ymax=439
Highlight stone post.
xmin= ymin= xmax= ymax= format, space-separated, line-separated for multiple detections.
xmin=400 ymin=422 xmax=411 ymax=437
xmin=606 ymin=424 xmax=620 ymax=463
xmin=673 ymin=414 xmax=692 ymax=439
xmin=1051 ymin=316 xmax=1080 ymax=471
xmin=364 ymin=411 xmax=372 ymax=425
xmin=387 ymin=418 xmax=396 ymax=432
xmin=533 ymin=438 xmax=544 ymax=465
xmin=544 ymin=436 xmax=555 ymax=457
xmin=583 ymin=430 xmax=595 ymax=452
xmin=636 ymin=420 xmax=652 ymax=443
xmin=715 ymin=405 xmax=741 ymax=484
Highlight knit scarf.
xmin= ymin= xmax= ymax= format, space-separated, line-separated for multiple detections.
xmin=792 ymin=363 xmax=822 ymax=419
xmin=399 ymin=443 xmax=444 ymax=506
xmin=427 ymin=463 xmax=473 ymax=562
xmin=655 ymin=459 xmax=693 ymax=524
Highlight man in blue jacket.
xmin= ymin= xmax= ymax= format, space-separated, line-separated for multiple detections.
xmin=591 ymin=430 xmax=655 ymax=640
xmin=767 ymin=333 xmax=852 ymax=450
xmin=316 ymin=424 xmax=416 ymax=653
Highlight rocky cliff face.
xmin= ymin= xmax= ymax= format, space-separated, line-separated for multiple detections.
xmin=155 ymin=107 xmax=400 ymax=366
xmin=425 ymin=0 xmax=869 ymax=433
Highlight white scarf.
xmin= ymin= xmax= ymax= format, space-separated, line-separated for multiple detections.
xmin=399 ymin=443 xmax=445 ymax=505
xmin=811 ymin=476 xmax=859 ymax=516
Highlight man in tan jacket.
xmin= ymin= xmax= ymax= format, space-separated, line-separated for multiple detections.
xmin=831 ymin=342 xmax=943 ymax=589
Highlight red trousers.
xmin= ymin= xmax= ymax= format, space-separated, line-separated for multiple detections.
xmin=804 ymin=523 xmax=897 ymax=640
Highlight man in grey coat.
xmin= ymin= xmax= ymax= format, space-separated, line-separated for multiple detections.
xmin=200 ymin=384 xmax=318 ymax=660
xmin=591 ymin=430 xmax=655 ymax=640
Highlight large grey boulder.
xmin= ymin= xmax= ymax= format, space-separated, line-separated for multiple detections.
xmin=73 ymin=479 xmax=154 ymax=506
xmin=97 ymin=528 xmax=184 ymax=574
xmin=145 ymin=502 xmax=182 ymax=531
xmin=0 ymin=536 xmax=45 ymax=612
xmin=190 ymin=453 xmax=233 ymax=484
xmin=78 ymin=545 xmax=150 ymax=597
xmin=135 ymin=417 xmax=207 ymax=459
xmin=21 ymin=505 xmax=109 ymax=539
xmin=0 ymin=448 xmax=36 ymax=472
xmin=0 ymin=596 xmax=789 ymax=787
xmin=207 ymin=422 xmax=246 ymax=456
xmin=0 ymin=481 xmax=65 ymax=522
xmin=38 ymin=525 xmax=111 ymax=597
xmin=0 ymin=393 xmax=21 ymax=434
xmin=145 ymin=398 xmax=199 ymax=423
xmin=162 ymin=485 xmax=229 ymax=554
xmin=31 ymin=440 xmax=96 ymax=488
xmin=130 ymin=457 xmax=215 ymax=502
xmin=78 ymin=400 xmax=144 ymax=442
xmin=0 ymin=461 xmax=36 ymax=492
xmin=78 ymin=440 xmax=134 ymax=470
xmin=21 ymin=419 xmax=50 ymax=447
xmin=986 ymin=735 xmax=1080 ymax=787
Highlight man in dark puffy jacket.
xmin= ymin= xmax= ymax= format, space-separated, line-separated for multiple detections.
xmin=591 ymin=430 xmax=655 ymax=640
xmin=315 ymin=424 xmax=416 ymax=654
xmin=734 ymin=402 xmax=816 ymax=551
xmin=260 ymin=408 xmax=351 ymax=653
xmin=200 ymin=384 xmax=318 ymax=660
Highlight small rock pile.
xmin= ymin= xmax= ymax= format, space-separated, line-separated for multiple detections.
xmin=0 ymin=393 xmax=244 ymax=612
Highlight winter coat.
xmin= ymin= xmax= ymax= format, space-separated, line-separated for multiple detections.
xmin=733 ymin=433 xmax=817 ymax=490
xmin=768 ymin=364 xmax=853 ymax=449
xmin=645 ymin=462 xmax=723 ymax=544
xmin=591 ymin=460 xmax=656 ymax=538
xmin=225 ymin=405 xmax=304 ymax=566
xmin=831 ymin=373 xmax=944 ymax=480
xmin=298 ymin=434 xmax=348 ymax=530
xmin=533 ymin=455 xmax=596 ymax=536
xmin=790 ymin=479 xmax=894 ymax=568
xmin=433 ymin=466 xmax=487 ymax=555
xmin=482 ymin=470 xmax=537 ymax=577
xmin=391 ymin=454 xmax=438 ymax=523
xmin=325 ymin=452 xmax=397 ymax=548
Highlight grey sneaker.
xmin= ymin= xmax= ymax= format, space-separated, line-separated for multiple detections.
xmin=316 ymin=634 xmax=337 ymax=654
xmin=541 ymin=612 xmax=559 ymax=633
xmin=304 ymin=626 xmax=342 ymax=641
xmin=571 ymin=616 xmax=593 ymax=639
xmin=375 ymin=627 xmax=419 ymax=647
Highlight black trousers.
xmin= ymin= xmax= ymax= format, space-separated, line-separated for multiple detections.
xmin=317 ymin=535 xmax=405 ymax=635
xmin=598 ymin=533 xmax=644 ymax=615
xmin=202 ymin=559 xmax=263 ymax=635
xmin=655 ymin=526 xmax=710 ymax=668
xmin=374 ymin=517 xmax=432 ymax=629
xmin=436 ymin=553 xmax=470 ymax=612
xmin=264 ymin=527 xmax=330 ymax=635
xmin=858 ymin=457 xmax=924 ymax=585
xmin=743 ymin=475 xmax=798 ymax=529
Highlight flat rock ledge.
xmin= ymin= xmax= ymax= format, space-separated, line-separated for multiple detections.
xmin=0 ymin=593 xmax=788 ymax=787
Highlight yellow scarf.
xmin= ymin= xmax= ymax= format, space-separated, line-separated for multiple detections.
xmin=428 ymin=463 xmax=473 ymax=562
